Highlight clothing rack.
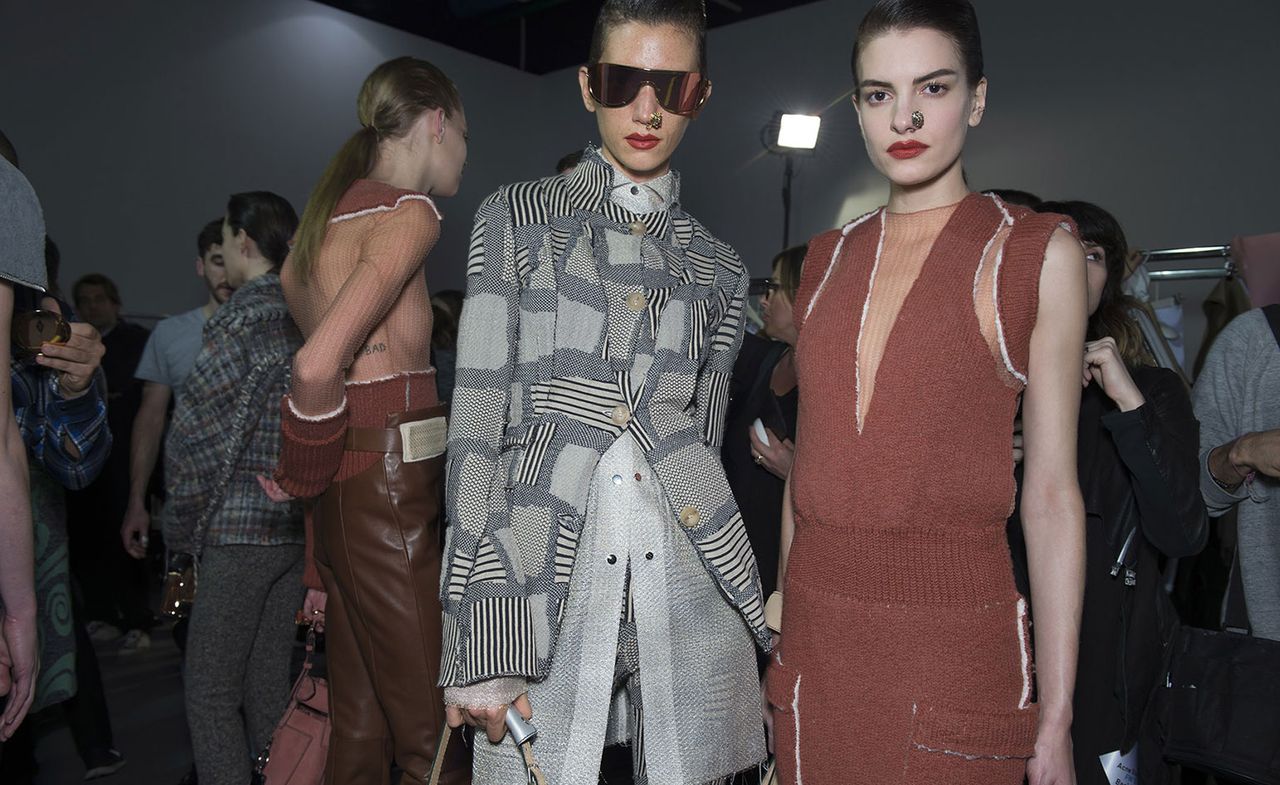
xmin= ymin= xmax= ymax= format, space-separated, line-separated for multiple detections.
xmin=1142 ymin=244 xmax=1235 ymax=281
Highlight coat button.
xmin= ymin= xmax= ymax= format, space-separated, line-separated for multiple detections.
xmin=629 ymin=220 xmax=646 ymax=236
xmin=645 ymin=552 xmax=654 ymax=560
xmin=610 ymin=405 xmax=632 ymax=426
xmin=634 ymin=473 xmax=643 ymax=482
xmin=612 ymin=474 xmax=623 ymax=485
xmin=607 ymin=554 xmax=618 ymax=564
xmin=626 ymin=291 xmax=648 ymax=311
xmin=679 ymin=505 xmax=701 ymax=528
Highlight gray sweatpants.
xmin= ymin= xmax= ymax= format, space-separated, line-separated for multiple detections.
xmin=185 ymin=544 xmax=304 ymax=785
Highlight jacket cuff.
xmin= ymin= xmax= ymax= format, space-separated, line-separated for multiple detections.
xmin=275 ymin=394 xmax=348 ymax=499
xmin=443 ymin=678 xmax=527 ymax=710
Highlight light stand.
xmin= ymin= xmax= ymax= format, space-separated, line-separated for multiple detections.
xmin=762 ymin=111 xmax=820 ymax=251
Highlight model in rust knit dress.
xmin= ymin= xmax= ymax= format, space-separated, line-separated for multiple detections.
xmin=765 ymin=4 xmax=1087 ymax=784
xmin=270 ymin=58 xmax=471 ymax=785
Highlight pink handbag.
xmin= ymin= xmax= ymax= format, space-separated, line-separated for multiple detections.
xmin=257 ymin=629 xmax=329 ymax=784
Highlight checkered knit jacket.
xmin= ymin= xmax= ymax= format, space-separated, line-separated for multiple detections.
xmin=441 ymin=147 xmax=770 ymax=689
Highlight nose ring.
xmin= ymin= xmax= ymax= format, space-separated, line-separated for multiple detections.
xmin=910 ymin=110 xmax=924 ymax=130
xmin=646 ymin=111 xmax=663 ymax=130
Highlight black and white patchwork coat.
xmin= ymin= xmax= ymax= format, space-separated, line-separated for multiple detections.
xmin=441 ymin=147 xmax=769 ymax=688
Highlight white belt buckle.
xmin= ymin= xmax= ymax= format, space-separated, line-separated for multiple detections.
xmin=399 ymin=417 xmax=447 ymax=463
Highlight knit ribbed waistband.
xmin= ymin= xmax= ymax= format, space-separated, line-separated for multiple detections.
xmin=790 ymin=522 xmax=1020 ymax=607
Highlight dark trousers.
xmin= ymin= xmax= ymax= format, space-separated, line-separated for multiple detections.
xmin=0 ymin=581 xmax=115 ymax=783
xmin=66 ymin=458 xmax=152 ymax=631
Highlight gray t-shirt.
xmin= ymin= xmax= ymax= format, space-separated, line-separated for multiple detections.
xmin=1193 ymin=308 xmax=1280 ymax=640
xmin=134 ymin=306 xmax=207 ymax=393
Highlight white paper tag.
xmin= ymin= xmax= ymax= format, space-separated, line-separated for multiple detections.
xmin=399 ymin=417 xmax=447 ymax=463
xmin=1099 ymin=747 xmax=1138 ymax=785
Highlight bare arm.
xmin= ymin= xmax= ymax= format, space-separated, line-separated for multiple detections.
xmin=121 ymin=381 xmax=171 ymax=557
xmin=1021 ymin=229 xmax=1087 ymax=785
xmin=777 ymin=470 xmax=795 ymax=600
xmin=0 ymin=281 xmax=37 ymax=738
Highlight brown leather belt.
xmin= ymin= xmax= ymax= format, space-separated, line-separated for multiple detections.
xmin=345 ymin=426 xmax=402 ymax=454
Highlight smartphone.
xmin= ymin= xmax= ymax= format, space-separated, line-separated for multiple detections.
xmin=752 ymin=418 xmax=770 ymax=447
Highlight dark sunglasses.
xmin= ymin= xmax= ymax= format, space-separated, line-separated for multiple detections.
xmin=587 ymin=63 xmax=711 ymax=117
xmin=749 ymin=278 xmax=781 ymax=297
xmin=11 ymin=308 xmax=71 ymax=361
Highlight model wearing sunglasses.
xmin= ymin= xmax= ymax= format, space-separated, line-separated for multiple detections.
xmin=586 ymin=62 xmax=710 ymax=117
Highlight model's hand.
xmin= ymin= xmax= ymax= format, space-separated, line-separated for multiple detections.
xmin=301 ymin=588 xmax=327 ymax=631
xmin=1012 ymin=417 xmax=1024 ymax=464
xmin=121 ymin=501 xmax=150 ymax=559
xmin=761 ymin=670 xmax=775 ymax=755
xmin=35 ymin=318 xmax=104 ymax=399
xmin=1083 ymin=337 xmax=1144 ymax=412
xmin=0 ymin=627 xmax=10 ymax=697
xmin=1231 ymin=428 xmax=1280 ymax=479
xmin=0 ymin=611 xmax=39 ymax=741
xmin=446 ymin=693 xmax=533 ymax=744
xmin=257 ymin=474 xmax=295 ymax=503
xmin=1026 ymin=722 xmax=1075 ymax=785
xmin=749 ymin=427 xmax=795 ymax=481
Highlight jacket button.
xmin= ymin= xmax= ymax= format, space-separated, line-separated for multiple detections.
xmin=634 ymin=473 xmax=643 ymax=482
xmin=610 ymin=405 xmax=632 ymax=426
xmin=679 ymin=506 xmax=701 ymax=528
xmin=629 ymin=221 xmax=646 ymax=236
xmin=626 ymin=291 xmax=648 ymax=311
xmin=645 ymin=552 xmax=654 ymax=560
xmin=612 ymin=474 xmax=623 ymax=485
xmin=607 ymin=554 xmax=617 ymax=564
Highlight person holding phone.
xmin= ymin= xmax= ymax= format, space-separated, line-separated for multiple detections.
xmin=723 ymin=244 xmax=805 ymax=605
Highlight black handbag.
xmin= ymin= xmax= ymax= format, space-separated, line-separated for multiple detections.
xmin=1157 ymin=558 xmax=1280 ymax=783
xmin=1155 ymin=304 xmax=1280 ymax=785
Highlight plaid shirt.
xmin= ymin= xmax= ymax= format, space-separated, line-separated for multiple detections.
xmin=11 ymin=360 xmax=111 ymax=490
xmin=10 ymin=290 xmax=111 ymax=490
xmin=163 ymin=273 xmax=303 ymax=553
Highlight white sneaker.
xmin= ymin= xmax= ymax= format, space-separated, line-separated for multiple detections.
xmin=118 ymin=629 xmax=151 ymax=654
xmin=87 ymin=621 xmax=123 ymax=642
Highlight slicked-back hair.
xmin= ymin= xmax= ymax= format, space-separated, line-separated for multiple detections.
xmin=226 ymin=191 xmax=299 ymax=273
xmin=588 ymin=0 xmax=709 ymax=75
xmin=852 ymin=0 xmax=983 ymax=86
xmin=197 ymin=218 xmax=224 ymax=258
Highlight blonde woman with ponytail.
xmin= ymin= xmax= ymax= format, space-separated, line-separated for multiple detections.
xmin=266 ymin=56 xmax=471 ymax=784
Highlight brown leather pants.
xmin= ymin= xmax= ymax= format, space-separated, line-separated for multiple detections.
xmin=314 ymin=405 xmax=471 ymax=785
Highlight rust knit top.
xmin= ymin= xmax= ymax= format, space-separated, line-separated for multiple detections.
xmin=790 ymin=193 xmax=1069 ymax=533
xmin=766 ymin=193 xmax=1076 ymax=783
xmin=275 ymin=180 xmax=442 ymax=586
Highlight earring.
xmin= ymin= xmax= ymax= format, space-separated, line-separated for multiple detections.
xmin=646 ymin=111 xmax=663 ymax=130
xmin=911 ymin=110 xmax=924 ymax=130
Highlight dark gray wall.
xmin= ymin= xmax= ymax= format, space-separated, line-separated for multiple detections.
xmin=4 ymin=0 xmax=1277 ymax=365
xmin=0 ymin=0 xmax=549 ymax=315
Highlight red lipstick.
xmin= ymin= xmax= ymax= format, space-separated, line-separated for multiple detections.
xmin=626 ymin=133 xmax=660 ymax=151
xmin=887 ymin=140 xmax=929 ymax=159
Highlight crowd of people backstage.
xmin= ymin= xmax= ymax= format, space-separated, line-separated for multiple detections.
xmin=1 ymin=0 xmax=1277 ymax=784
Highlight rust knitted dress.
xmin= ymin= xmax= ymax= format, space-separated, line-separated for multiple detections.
xmin=767 ymin=193 xmax=1070 ymax=785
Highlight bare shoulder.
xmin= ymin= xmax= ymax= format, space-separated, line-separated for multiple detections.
xmin=1042 ymin=226 xmax=1084 ymax=274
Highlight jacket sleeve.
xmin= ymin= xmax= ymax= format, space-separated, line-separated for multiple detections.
xmin=1191 ymin=314 xmax=1255 ymax=516
xmin=19 ymin=366 xmax=111 ymax=490
xmin=1101 ymin=367 xmax=1208 ymax=557
xmin=693 ymin=252 xmax=748 ymax=448
xmin=439 ymin=191 xmax=535 ymax=691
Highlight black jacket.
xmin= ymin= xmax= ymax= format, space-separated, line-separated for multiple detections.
xmin=1011 ymin=366 xmax=1207 ymax=784
xmin=1076 ymin=366 xmax=1207 ymax=783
